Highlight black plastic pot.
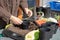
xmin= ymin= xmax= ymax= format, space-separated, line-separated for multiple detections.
xmin=0 ymin=18 xmax=7 ymax=29
xmin=39 ymin=22 xmax=58 ymax=40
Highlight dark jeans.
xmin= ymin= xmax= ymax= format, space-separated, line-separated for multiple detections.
xmin=0 ymin=18 xmax=7 ymax=29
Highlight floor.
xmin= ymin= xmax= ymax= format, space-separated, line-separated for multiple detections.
xmin=50 ymin=27 xmax=60 ymax=40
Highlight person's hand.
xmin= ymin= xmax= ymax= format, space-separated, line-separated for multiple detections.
xmin=25 ymin=8 xmax=33 ymax=17
xmin=10 ymin=15 xmax=23 ymax=25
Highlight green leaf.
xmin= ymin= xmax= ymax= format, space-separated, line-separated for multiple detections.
xmin=34 ymin=31 xmax=39 ymax=40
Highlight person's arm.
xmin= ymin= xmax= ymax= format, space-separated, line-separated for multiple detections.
xmin=0 ymin=6 xmax=23 ymax=25
xmin=21 ymin=0 xmax=28 ymax=10
xmin=0 ymin=6 xmax=11 ymax=19
xmin=20 ymin=0 xmax=33 ymax=17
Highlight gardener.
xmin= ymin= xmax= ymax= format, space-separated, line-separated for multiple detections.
xmin=0 ymin=0 xmax=33 ymax=36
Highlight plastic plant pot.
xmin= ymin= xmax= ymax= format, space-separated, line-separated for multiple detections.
xmin=39 ymin=22 xmax=58 ymax=40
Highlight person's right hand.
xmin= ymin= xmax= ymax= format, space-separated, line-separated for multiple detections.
xmin=10 ymin=15 xmax=23 ymax=25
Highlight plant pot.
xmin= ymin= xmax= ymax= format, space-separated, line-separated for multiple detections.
xmin=39 ymin=22 xmax=58 ymax=40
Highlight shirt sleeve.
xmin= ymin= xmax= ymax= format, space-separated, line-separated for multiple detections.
xmin=20 ymin=0 xmax=28 ymax=8
xmin=0 ymin=6 xmax=11 ymax=20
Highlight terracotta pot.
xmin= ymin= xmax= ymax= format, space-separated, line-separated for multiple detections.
xmin=58 ymin=20 xmax=60 ymax=27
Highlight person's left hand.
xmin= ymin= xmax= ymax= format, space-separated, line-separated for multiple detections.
xmin=25 ymin=8 xmax=33 ymax=17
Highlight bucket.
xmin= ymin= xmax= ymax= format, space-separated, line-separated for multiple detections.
xmin=49 ymin=1 xmax=60 ymax=11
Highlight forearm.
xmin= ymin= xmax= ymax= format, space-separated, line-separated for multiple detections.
xmin=0 ymin=7 xmax=11 ymax=19
xmin=21 ymin=0 xmax=28 ymax=10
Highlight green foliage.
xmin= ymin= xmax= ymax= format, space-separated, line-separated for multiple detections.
xmin=55 ymin=15 xmax=60 ymax=20
xmin=34 ymin=31 xmax=39 ymax=40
